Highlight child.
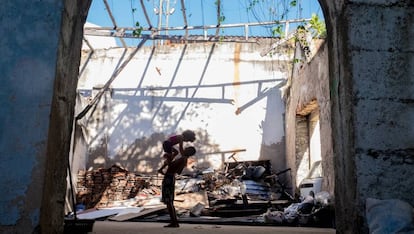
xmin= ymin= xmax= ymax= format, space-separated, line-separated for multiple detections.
xmin=158 ymin=130 xmax=196 ymax=175
xmin=161 ymin=146 xmax=196 ymax=227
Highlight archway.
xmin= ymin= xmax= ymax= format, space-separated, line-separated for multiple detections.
xmin=41 ymin=1 xmax=354 ymax=233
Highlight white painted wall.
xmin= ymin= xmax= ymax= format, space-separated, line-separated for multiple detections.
xmin=76 ymin=41 xmax=291 ymax=173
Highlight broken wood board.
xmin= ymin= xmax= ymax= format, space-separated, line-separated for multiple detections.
xmin=108 ymin=206 xmax=166 ymax=221
xmin=174 ymin=191 xmax=209 ymax=209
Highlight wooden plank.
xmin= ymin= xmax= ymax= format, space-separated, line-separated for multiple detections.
xmin=174 ymin=191 xmax=209 ymax=209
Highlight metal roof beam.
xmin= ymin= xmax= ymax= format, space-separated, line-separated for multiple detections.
xmin=85 ymin=18 xmax=310 ymax=34
xmin=102 ymin=0 xmax=127 ymax=48
xmin=75 ymin=38 xmax=148 ymax=121
xmin=180 ymin=0 xmax=188 ymax=39
xmin=140 ymin=0 xmax=153 ymax=29
xmin=83 ymin=31 xmax=261 ymax=43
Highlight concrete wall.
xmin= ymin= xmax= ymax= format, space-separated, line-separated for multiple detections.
xmin=0 ymin=0 xmax=91 ymax=233
xmin=0 ymin=0 xmax=63 ymax=232
xmin=285 ymin=40 xmax=334 ymax=196
xmin=322 ymin=1 xmax=414 ymax=233
xmin=75 ymin=41 xmax=291 ymax=175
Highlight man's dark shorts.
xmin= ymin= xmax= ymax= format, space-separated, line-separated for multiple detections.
xmin=161 ymin=174 xmax=175 ymax=204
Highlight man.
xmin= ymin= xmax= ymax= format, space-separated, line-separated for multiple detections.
xmin=160 ymin=146 xmax=196 ymax=228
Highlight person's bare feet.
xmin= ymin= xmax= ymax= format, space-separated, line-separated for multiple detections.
xmin=164 ymin=223 xmax=179 ymax=228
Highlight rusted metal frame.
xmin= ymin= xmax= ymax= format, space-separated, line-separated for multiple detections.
xmin=157 ymin=0 xmax=163 ymax=34
xmin=84 ymin=30 xmax=259 ymax=43
xmin=85 ymin=18 xmax=310 ymax=35
xmin=244 ymin=24 xmax=249 ymax=41
xmin=79 ymin=38 xmax=94 ymax=78
xmin=82 ymin=37 xmax=94 ymax=51
xmin=102 ymin=0 xmax=127 ymax=48
xmin=180 ymin=0 xmax=188 ymax=39
xmin=75 ymin=37 xmax=148 ymax=121
xmin=140 ymin=0 xmax=153 ymax=29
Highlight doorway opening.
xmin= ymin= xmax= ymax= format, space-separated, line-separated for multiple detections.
xmin=65 ymin=0 xmax=331 ymax=229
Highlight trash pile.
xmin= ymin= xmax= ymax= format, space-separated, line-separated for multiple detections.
xmin=71 ymin=163 xmax=335 ymax=228
xmin=263 ymin=191 xmax=335 ymax=227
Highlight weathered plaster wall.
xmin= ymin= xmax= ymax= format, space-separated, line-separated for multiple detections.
xmin=321 ymin=0 xmax=414 ymax=233
xmin=285 ymin=41 xmax=334 ymax=196
xmin=0 ymin=1 xmax=63 ymax=233
xmin=0 ymin=0 xmax=91 ymax=233
xmin=350 ymin=0 xmax=414 ymax=230
xmin=75 ymin=41 xmax=291 ymax=175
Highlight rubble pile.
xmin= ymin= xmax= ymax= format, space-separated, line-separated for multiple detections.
xmin=73 ymin=163 xmax=335 ymax=228
xmin=76 ymin=165 xmax=149 ymax=208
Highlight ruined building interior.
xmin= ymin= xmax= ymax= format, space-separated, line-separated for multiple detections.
xmin=69 ymin=0 xmax=335 ymax=228
xmin=1 ymin=1 xmax=413 ymax=234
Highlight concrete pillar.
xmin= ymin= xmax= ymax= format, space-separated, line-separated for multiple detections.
xmin=321 ymin=0 xmax=414 ymax=233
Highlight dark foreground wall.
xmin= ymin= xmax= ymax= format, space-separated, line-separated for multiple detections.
xmin=0 ymin=1 xmax=63 ymax=233
xmin=0 ymin=0 xmax=91 ymax=233
xmin=322 ymin=1 xmax=414 ymax=233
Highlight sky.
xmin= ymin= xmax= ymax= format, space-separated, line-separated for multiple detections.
xmin=86 ymin=0 xmax=323 ymax=46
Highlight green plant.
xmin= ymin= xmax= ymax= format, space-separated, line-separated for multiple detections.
xmin=272 ymin=24 xmax=284 ymax=38
xmin=215 ymin=0 xmax=225 ymax=24
xmin=133 ymin=21 xmax=143 ymax=37
xmin=293 ymin=58 xmax=302 ymax=63
xmin=308 ymin=14 xmax=326 ymax=38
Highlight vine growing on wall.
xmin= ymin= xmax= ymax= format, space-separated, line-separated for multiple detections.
xmin=215 ymin=0 xmax=226 ymax=41
xmin=245 ymin=0 xmax=325 ymax=39
xmin=246 ymin=0 xmax=299 ymax=37
xmin=244 ymin=0 xmax=326 ymax=63
xmin=308 ymin=13 xmax=326 ymax=38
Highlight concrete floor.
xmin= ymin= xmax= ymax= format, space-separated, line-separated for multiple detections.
xmin=89 ymin=221 xmax=336 ymax=234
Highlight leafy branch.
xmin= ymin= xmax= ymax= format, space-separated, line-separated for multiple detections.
xmin=308 ymin=14 xmax=326 ymax=38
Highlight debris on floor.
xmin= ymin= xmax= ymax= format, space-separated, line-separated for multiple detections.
xmin=70 ymin=163 xmax=335 ymax=228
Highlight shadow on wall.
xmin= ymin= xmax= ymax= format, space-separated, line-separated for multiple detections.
xmin=259 ymin=140 xmax=286 ymax=171
xmin=76 ymin=44 xmax=223 ymax=174
xmin=86 ymin=128 xmax=220 ymax=174
xmin=259 ymin=85 xmax=287 ymax=172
